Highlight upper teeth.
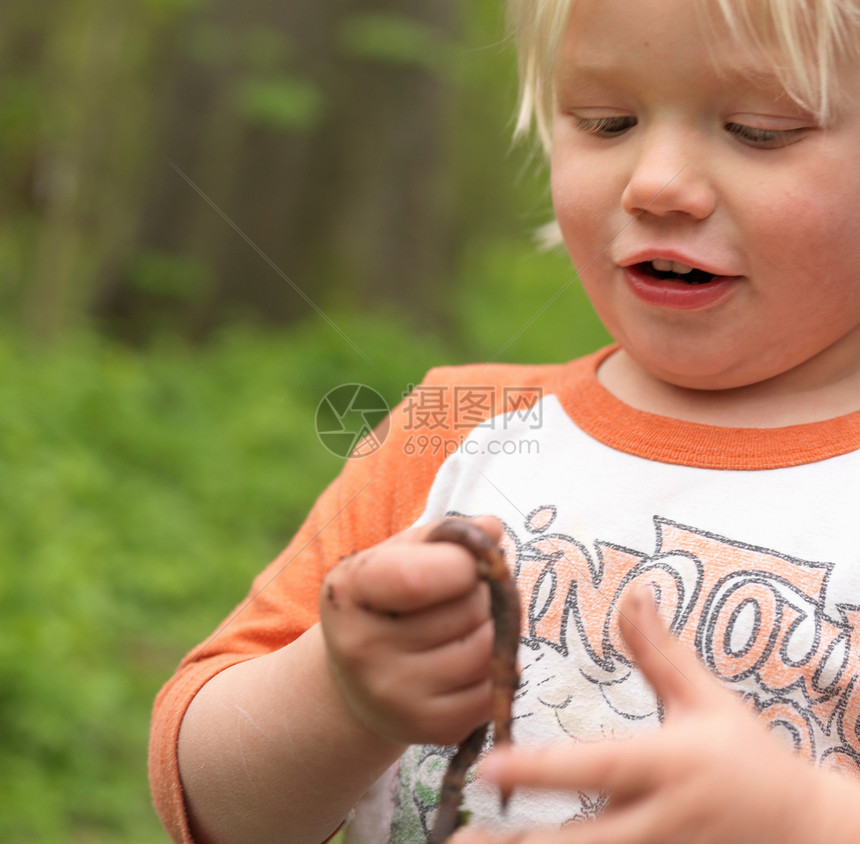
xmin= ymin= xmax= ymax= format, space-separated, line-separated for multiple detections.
xmin=652 ymin=259 xmax=694 ymax=274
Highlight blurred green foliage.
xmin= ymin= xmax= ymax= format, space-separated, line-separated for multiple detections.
xmin=337 ymin=12 xmax=452 ymax=71
xmin=456 ymin=239 xmax=610 ymax=363
xmin=0 ymin=313 xmax=448 ymax=841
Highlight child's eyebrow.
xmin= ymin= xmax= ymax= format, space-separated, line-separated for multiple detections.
xmin=554 ymin=62 xmax=624 ymax=89
xmin=555 ymin=56 xmax=794 ymax=102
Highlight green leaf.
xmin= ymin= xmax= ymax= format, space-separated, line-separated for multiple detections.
xmin=235 ymin=75 xmax=324 ymax=131
xmin=127 ymin=249 xmax=212 ymax=299
xmin=338 ymin=12 xmax=450 ymax=71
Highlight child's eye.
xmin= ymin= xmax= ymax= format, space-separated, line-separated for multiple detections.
xmin=724 ymin=122 xmax=804 ymax=149
xmin=572 ymin=115 xmax=637 ymax=137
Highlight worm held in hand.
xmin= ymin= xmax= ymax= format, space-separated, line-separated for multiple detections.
xmin=426 ymin=518 xmax=521 ymax=843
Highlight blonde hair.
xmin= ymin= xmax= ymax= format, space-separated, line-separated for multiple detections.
xmin=509 ymin=0 xmax=860 ymax=153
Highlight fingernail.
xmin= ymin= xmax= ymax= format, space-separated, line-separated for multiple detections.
xmin=630 ymin=586 xmax=657 ymax=616
xmin=643 ymin=590 xmax=658 ymax=617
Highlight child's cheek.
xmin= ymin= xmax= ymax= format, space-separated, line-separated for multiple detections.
xmin=747 ymin=187 xmax=847 ymax=276
xmin=551 ymin=158 xmax=594 ymax=230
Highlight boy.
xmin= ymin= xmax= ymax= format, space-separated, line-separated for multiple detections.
xmin=149 ymin=0 xmax=860 ymax=841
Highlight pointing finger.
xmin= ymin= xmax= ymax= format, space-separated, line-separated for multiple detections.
xmin=478 ymin=737 xmax=666 ymax=799
xmin=617 ymin=589 xmax=713 ymax=713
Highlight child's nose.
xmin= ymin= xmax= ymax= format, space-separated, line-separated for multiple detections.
xmin=621 ymin=130 xmax=716 ymax=220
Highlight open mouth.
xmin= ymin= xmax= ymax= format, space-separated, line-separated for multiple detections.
xmin=637 ymin=260 xmax=717 ymax=285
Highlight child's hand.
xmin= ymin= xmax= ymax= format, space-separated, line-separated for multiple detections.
xmin=319 ymin=517 xmax=501 ymax=748
xmin=455 ymin=590 xmax=849 ymax=844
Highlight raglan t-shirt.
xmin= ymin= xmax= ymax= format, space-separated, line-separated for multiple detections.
xmin=149 ymin=346 xmax=860 ymax=843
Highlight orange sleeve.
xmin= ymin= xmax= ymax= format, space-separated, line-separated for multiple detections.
xmin=146 ymin=363 xmax=547 ymax=841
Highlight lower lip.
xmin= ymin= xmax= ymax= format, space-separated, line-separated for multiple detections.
xmin=624 ymin=265 xmax=739 ymax=310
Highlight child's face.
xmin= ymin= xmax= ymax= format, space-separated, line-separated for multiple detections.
xmin=551 ymin=0 xmax=860 ymax=393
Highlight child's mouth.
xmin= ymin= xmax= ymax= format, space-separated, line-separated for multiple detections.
xmin=638 ymin=260 xmax=717 ymax=285
xmin=624 ymin=259 xmax=738 ymax=310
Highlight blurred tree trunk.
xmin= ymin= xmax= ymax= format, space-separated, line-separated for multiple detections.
xmin=116 ymin=0 xmax=458 ymax=338
xmin=312 ymin=0 xmax=457 ymax=324
xmin=24 ymin=0 xmax=166 ymax=341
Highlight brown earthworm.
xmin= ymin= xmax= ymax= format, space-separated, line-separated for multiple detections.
xmin=426 ymin=518 xmax=521 ymax=843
